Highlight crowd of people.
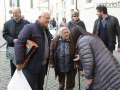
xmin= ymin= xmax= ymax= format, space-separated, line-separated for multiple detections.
xmin=2 ymin=5 xmax=120 ymax=90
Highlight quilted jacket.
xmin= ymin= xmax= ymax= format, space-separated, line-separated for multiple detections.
xmin=76 ymin=34 xmax=120 ymax=90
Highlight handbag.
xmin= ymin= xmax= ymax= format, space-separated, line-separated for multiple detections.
xmin=13 ymin=40 xmax=39 ymax=67
xmin=6 ymin=46 xmax=15 ymax=60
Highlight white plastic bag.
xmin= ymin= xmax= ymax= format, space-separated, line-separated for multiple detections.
xmin=7 ymin=69 xmax=32 ymax=90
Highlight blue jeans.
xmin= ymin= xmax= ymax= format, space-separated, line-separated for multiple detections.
xmin=79 ymin=63 xmax=83 ymax=71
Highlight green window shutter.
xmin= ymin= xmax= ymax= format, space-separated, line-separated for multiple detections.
xmin=17 ymin=0 xmax=20 ymax=7
xmin=10 ymin=0 xmax=12 ymax=7
xmin=31 ymin=0 xmax=33 ymax=8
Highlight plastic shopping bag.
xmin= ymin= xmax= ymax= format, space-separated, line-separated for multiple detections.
xmin=7 ymin=69 xmax=32 ymax=90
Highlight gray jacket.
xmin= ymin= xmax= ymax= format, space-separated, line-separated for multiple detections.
xmin=77 ymin=35 xmax=120 ymax=90
xmin=93 ymin=15 xmax=120 ymax=50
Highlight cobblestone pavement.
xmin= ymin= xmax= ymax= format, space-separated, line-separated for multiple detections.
xmin=0 ymin=50 xmax=120 ymax=90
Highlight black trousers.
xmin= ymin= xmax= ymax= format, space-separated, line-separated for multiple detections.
xmin=108 ymin=48 xmax=113 ymax=54
xmin=22 ymin=65 xmax=46 ymax=90
xmin=10 ymin=60 xmax=16 ymax=77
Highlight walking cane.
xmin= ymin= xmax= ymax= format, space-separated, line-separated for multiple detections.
xmin=78 ymin=68 xmax=81 ymax=90
xmin=45 ymin=66 xmax=50 ymax=90
xmin=45 ymin=65 xmax=54 ymax=90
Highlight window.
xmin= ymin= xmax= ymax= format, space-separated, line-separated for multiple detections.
xmin=31 ymin=0 xmax=33 ymax=8
xmin=63 ymin=2 xmax=65 ymax=9
xmin=84 ymin=0 xmax=94 ymax=9
xmin=10 ymin=0 xmax=12 ymax=7
xmin=63 ymin=12 xmax=65 ymax=17
xmin=9 ymin=0 xmax=20 ymax=7
xmin=71 ymin=9 xmax=74 ymax=16
xmin=71 ymin=0 xmax=74 ymax=5
xmin=52 ymin=6 xmax=53 ymax=14
xmin=17 ymin=0 xmax=20 ymax=7
xmin=56 ymin=3 xmax=58 ymax=11
xmin=86 ymin=0 xmax=92 ymax=4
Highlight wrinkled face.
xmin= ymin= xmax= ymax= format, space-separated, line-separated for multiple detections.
xmin=39 ymin=13 xmax=50 ymax=28
xmin=96 ymin=9 xmax=102 ymax=18
xmin=12 ymin=9 xmax=21 ymax=21
xmin=72 ymin=14 xmax=79 ymax=21
xmin=61 ymin=29 xmax=70 ymax=40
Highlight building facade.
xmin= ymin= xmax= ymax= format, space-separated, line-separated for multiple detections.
xmin=0 ymin=0 xmax=48 ymax=29
xmin=49 ymin=0 xmax=120 ymax=33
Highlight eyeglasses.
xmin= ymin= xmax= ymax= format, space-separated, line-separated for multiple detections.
xmin=41 ymin=16 xmax=50 ymax=20
xmin=73 ymin=15 xmax=79 ymax=17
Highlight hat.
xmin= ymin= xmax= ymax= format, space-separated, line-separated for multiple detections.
xmin=62 ymin=18 xmax=66 ymax=20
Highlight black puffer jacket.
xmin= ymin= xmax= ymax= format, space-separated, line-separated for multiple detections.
xmin=93 ymin=15 xmax=120 ymax=50
xmin=77 ymin=35 xmax=120 ymax=90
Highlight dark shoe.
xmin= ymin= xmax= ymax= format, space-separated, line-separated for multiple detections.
xmin=58 ymin=87 xmax=64 ymax=90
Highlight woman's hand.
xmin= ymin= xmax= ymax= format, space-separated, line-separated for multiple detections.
xmin=87 ymin=79 xmax=93 ymax=85
xmin=73 ymin=55 xmax=80 ymax=61
xmin=74 ymin=65 xmax=79 ymax=69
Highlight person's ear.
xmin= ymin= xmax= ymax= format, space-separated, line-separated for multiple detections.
xmin=38 ymin=16 xmax=42 ymax=20
xmin=101 ymin=11 xmax=103 ymax=14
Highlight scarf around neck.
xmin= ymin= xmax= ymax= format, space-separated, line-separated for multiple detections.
xmin=71 ymin=19 xmax=81 ymax=26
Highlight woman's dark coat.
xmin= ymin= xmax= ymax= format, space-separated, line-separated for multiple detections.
xmin=49 ymin=36 xmax=80 ymax=78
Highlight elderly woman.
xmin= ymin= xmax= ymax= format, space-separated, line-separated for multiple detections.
xmin=71 ymin=26 xmax=120 ymax=90
xmin=49 ymin=27 xmax=80 ymax=90
xmin=67 ymin=11 xmax=86 ymax=75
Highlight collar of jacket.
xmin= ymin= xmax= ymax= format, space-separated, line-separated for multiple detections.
xmin=98 ymin=14 xmax=109 ymax=21
xmin=35 ymin=20 xmax=52 ymax=39
xmin=13 ymin=17 xmax=23 ymax=24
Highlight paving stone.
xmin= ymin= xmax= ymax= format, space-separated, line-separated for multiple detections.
xmin=0 ymin=51 xmax=120 ymax=90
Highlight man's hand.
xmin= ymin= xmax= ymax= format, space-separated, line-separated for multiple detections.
xmin=87 ymin=79 xmax=93 ymax=85
xmin=74 ymin=65 xmax=79 ymax=69
xmin=49 ymin=64 xmax=53 ymax=68
xmin=117 ymin=48 xmax=120 ymax=53
xmin=73 ymin=55 xmax=80 ymax=61
xmin=17 ymin=64 xmax=24 ymax=71
xmin=13 ymin=39 xmax=18 ymax=43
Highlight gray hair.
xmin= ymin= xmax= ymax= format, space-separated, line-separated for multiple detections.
xmin=12 ymin=7 xmax=21 ymax=12
xmin=39 ymin=10 xmax=50 ymax=16
xmin=72 ymin=11 xmax=79 ymax=17
xmin=58 ymin=27 xmax=70 ymax=36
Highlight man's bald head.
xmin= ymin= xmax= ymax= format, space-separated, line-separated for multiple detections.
xmin=12 ymin=7 xmax=21 ymax=21
xmin=12 ymin=7 xmax=21 ymax=13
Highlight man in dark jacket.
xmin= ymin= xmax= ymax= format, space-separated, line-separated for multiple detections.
xmin=14 ymin=10 xmax=51 ymax=90
xmin=93 ymin=5 xmax=120 ymax=53
xmin=2 ymin=7 xmax=30 ymax=77
xmin=50 ymin=17 xmax=56 ymax=28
